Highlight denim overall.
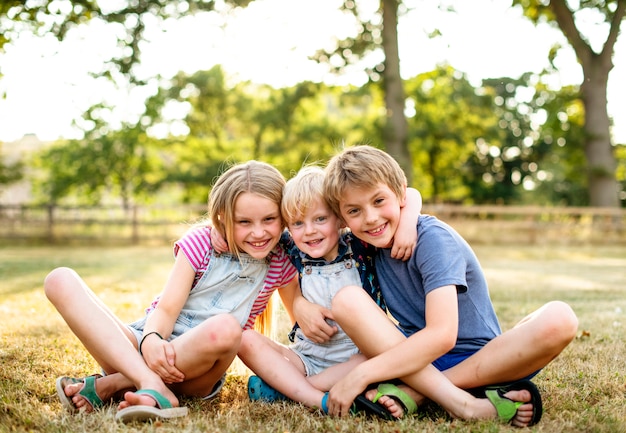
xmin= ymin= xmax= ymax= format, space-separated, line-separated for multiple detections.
xmin=289 ymin=245 xmax=361 ymax=376
xmin=128 ymin=251 xmax=269 ymax=343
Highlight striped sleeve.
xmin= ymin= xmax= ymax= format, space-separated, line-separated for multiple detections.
xmin=242 ymin=247 xmax=297 ymax=330
xmin=174 ymin=226 xmax=213 ymax=272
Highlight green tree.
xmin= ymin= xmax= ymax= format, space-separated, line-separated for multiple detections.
xmin=404 ymin=66 xmax=497 ymax=202
xmin=312 ymin=0 xmax=413 ymax=184
xmin=461 ymin=76 xmax=586 ymax=206
xmin=32 ymin=118 xmax=166 ymax=208
xmin=513 ymin=0 xmax=625 ymax=207
xmin=0 ymin=143 xmax=23 ymax=191
xmin=526 ymin=83 xmax=588 ymax=206
xmin=0 ymin=0 xmax=253 ymax=81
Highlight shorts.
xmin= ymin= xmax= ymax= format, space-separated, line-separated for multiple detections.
xmin=432 ymin=349 xmax=540 ymax=382
xmin=289 ymin=328 xmax=360 ymax=376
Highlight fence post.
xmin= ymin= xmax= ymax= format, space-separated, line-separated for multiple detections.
xmin=47 ymin=204 xmax=55 ymax=243
xmin=132 ymin=205 xmax=139 ymax=245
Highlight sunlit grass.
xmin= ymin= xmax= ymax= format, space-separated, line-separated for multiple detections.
xmin=1 ymin=244 xmax=625 ymax=432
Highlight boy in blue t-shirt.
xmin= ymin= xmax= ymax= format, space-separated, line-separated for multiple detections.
xmin=319 ymin=144 xmax=578 ymax=427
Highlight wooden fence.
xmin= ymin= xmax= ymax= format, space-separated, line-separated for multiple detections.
xmin=0 ymin=204 xmax=625 ymax=245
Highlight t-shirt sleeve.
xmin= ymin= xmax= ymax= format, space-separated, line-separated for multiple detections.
xmin=173 ymin=226 xmax=213 ymax=272
xmin=415 ymin=222 xmax=467 ymax=295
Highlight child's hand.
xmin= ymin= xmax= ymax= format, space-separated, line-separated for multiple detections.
xmin=392 ymin=187 xmax=421 ymax=261
xmin=210 ymin=227 xmax=229 ymax=253
xmin=293 ymin=297 xmax=338 ymax=343
xmin=141 ymin=336 xmax=185 ymax=384
xmin=390 ymin=237 xmax=416 ymax=261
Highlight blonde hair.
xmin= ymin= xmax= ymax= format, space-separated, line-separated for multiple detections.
xmin=281 ymin=165 xmax=326 ymax=225
xmin=324 ymin=144 xmax=407 ymax=217
xmin=209 ymin=160 xmax=286 ymax=260
xmin=208 ymin=160 xmax=286 ymax=337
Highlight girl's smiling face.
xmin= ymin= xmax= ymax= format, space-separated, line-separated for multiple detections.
xmin=232 ymin=192 xmax=283 ymax=259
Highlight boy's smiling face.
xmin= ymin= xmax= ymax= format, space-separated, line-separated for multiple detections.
xmin=287 ymin=196 xmax=342 ymax=262
xmin=338 ymin=183 xmax=405 ymax=249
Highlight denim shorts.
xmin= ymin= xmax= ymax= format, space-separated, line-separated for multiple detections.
xmin=290 ymin=328 xmax=360 ymax=376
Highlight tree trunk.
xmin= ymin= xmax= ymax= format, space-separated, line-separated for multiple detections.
xmin=581 ymin=61 xmax=618 ymax=207
xmin=548 ymin=0 xmax=624 ymax=207
xmin=381 ymin=0 xmax=413 ymax=186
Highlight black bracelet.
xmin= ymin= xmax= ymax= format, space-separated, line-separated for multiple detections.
xmin=139 ymin=331 xmax=163 ymax=355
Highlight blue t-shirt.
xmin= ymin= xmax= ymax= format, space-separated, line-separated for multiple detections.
xmin=376 ymin=214 xmax=501 ymax=353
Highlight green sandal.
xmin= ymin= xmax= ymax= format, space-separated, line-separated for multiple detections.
xmin=485 ymin=380 xmax=543 ymax=426
xmin=372 ymin=383 xmax=418 ymax=417
xmin=55 ymin=374 xmax=104 ymax=413
xmin=115 ymin=389 xmax=188 ymax=423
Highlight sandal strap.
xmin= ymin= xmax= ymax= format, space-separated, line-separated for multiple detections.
xmin=485 ymin=388 xmax=523 ymax=423
xmin=134 ymin=389 xmax=174 ymax=409
xmin=373 ymin=383 xmax=418 ymax=415
xmin=77 ymin=375 xmax=104 ymax=409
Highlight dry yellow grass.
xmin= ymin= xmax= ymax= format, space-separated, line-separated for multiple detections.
xmin=1 ymin=243 xmax=625 ymax=432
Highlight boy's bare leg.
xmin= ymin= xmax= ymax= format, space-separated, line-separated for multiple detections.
xmin=306 ymin=354 xmax=367 ymax=391
xmin=442 ymin=301 xmax=578 ymax=389
xmin=238 ymin=329 xmax=326 ymax=408
xmin=331 ymin=285 xmax=542 ymax=425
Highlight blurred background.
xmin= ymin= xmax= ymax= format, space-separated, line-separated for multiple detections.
xmin=1 ymin=0 xmax=625 ymax=244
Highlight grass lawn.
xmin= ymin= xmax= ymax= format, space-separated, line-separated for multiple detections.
xmin=0 ymin=243 xmax=625 ymax=432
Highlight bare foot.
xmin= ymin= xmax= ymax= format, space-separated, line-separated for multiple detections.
xmin=364 ymin=388 xmax=404 ymax=418
xmin=61 ymin=377 xmax=105 ymax=413
xmin=476 ymin=388 xmax=534 ymax=427
xmin=118 ymin=387 xmax=179 ymax=410
xmin=364 ymin=384 xmax=421 ymax=419
xmin=503 ymin=389 xmax=534 ymax=427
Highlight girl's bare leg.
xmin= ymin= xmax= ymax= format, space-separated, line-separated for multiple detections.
xmin=44 ymin=267 xmax=178 ymax=408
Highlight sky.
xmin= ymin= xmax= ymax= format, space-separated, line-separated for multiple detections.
xmin=0 ymin=0 xmax=624 ymax=144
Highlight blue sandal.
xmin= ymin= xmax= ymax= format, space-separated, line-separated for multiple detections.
xmin=247 ymin=375 xmax=289 ymax=402
xmin=55 ymin=374 xmax=104 ymax=413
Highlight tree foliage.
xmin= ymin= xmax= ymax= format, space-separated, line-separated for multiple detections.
xmin=405 ymin=66 xmax=495 ymax=202
xmin=5 ymin=1 xmax=626 ymax=207
xmin=32 ymin=116 xmax=165 ymax=208
xmin=0 ymin=144 xmax=23 ymax=189
xmin=0 ymin=0 xmax=252 ymax=81
xmin=512 ymin=0 xmax=626 ymax=206
xmin=28 ymin=61 xmax=598 ymax=206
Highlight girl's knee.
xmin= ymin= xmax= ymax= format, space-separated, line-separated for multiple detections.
xmin=204 ymin=314 xmax=242 ymax=351
xmin=43 ymin=267 xmax=76 ymax=299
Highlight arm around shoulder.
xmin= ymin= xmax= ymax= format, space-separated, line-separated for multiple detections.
xmin=391 ymin=187 xmax=422 ymax=261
